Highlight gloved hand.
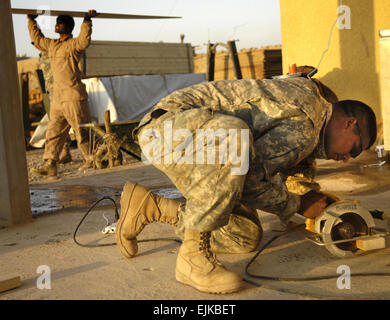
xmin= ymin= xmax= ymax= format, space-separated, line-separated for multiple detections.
xmin=27 ymin=14 xmax=38 ymax=20
xmin=298 ymin=190 xmax=335 ymax=219
xmin=85 ymin=10 xmax=97 ymax=19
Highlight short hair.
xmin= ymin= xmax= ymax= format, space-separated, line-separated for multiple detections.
xmin=334 ymin=100 xmax=377 ymax=149
xmin=56 ymin=15 xmax=75 ymax=33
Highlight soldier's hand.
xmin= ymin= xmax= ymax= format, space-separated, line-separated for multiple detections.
xmin=27 ymin=14 xmax=38 ymax=20
xmin=298 ymin=190 xmax=335 ymax=219
xmin=85 ymin=10 xmax=97 ymax=19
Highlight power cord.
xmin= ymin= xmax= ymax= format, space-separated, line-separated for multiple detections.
xmin=73 ymin=196 xmax=119 ymax=247
xmin=243 ymin=223 xmax=390 ymax=299
xmin=73 ymin=196 xmax=182 ymax=248
xmin=245 ymin=223 xmax=390 ymax=282
xmin=74 ymin=197 xmax=390 ymax=298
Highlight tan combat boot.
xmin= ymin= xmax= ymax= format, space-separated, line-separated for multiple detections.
xmin=176 ymin=229 xmax=243 ymax=294
xmin=30 ymin=159 xmax=57 ymax=177
xmin=116 ymin=181 xmax=180 ymax=258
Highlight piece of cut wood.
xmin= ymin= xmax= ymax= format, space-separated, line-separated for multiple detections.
xmin=11 ymin=8 xmax=181 ymax=20
xmin=83 ymin=41 xmax=193 ymax=77
xmin=0 ymin=276 xmax=22 ymax=293
xmin=104 ymin=110 xmax=114 ymax=168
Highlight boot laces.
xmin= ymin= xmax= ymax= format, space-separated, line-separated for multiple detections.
xmin=199 ymin=232 xmax=219 ymax=264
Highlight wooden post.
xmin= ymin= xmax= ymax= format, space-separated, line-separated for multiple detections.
xmin=227 ymin=40 xmax=242 ymax=80
xmin=0 ymin=0 xmax=32 ymax=227
xmin=104 ymin=110 xmax=114 ymax=168
xmin=19 ymin=72 xmax=31 ymax=146
xmin=206 ymin=42 xmax=215 ymax=81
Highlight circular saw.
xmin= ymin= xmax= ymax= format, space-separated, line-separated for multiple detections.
xmin=305 ymin=200 xmax=389 ymax=258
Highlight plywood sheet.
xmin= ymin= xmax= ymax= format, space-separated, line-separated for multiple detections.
xmin=84 ymin=41 xmax=193 ymax=77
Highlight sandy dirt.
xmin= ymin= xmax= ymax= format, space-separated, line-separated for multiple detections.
xmin=1 ymin=148 xmax=390 ymax=300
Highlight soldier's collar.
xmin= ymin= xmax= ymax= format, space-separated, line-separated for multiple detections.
xmin=313 ymin=107 xmax=333 ymax=159
xmin=59 ymin=34 xmax=73 ymax=42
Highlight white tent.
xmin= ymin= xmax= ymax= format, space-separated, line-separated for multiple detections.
xmin=30 ymin=73 xmax=206 ymax=148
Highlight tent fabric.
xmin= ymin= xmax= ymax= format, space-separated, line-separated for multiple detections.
xmin=99 ymin=73 xmax=206 ymax=122
xmin=29 ymin=73 xmax=206 ymax=148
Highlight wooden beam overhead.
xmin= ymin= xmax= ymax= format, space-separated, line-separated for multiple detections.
xmin=11 ymin=8 xmax=181 ymax=20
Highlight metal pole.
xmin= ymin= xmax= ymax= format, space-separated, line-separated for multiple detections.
xmin=227 ymin=40 xmax=242 ymax=79
xmin=206 ymin=42 xmax=215 ymax=81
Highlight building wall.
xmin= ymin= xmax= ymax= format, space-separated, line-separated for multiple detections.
xmin=279 ymin=0 xmax=390 ymax=121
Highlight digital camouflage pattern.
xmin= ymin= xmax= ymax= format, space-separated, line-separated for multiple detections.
xmin=208 ymin=203 xmax=263 ymax=253
xmin=139 ymin=108 xmax=250 ymax=233
xmin=136 ymin=77 xmax=332 ymax=241
xmin=39 ymin=51 xmax=53 ymax=101
xmin=174 ymin=201 xmax=263 ymax=254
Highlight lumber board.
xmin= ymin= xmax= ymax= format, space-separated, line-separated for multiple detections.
xmin=86 ymin=43 xmax=191 ymax=59
xmin=83 ymin=41 xmax=193 ymax=77
xmin=11 ymin=8 xmax=181 ymax=20
xmin=85 ymin=61 xmax=192 ymax=76
xmin=193 ymin=47 xmax=282 ymax=80
xmin=0 ymin=276 xmax=22 ymax=293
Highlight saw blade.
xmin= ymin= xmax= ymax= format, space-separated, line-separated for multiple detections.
xmin=314 ymin=201 xmax=375 ymax=258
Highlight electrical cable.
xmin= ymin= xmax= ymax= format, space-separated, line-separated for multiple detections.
xmin=73 ymin=196 xmax=182 ymax=248
xmin=243 ymin=222 xmax=390 ymax=298
xmin=306 ymin=8 xmax=340 ymax=79
xmin=74 ymin=198 xmax=390 ymax=298
xmin=73 ymin=196 xmax=119 ymax=247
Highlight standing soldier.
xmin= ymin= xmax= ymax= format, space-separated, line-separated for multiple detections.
xmin=39 ymin=51 xmax=72 ymax=164
xmin=28 ymin=10 xmax=97 ymax=177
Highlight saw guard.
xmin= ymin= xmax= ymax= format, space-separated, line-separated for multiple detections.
xmin=314 ymin=200 xmax=375 ymax=258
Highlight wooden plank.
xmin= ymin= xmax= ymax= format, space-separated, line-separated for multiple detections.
xmin=193 ymin=47 xmax=282 ymax=80
xmin=86 ymin=44 xmax=191 ymax=59
xmin=0 ymin=276 xmax=22 ymax=293
xmin=86 ymin=58 xmax=191 ymax=70
xmin=88 ymin=40 xmax=187 ymax=47
xmin=104 ymin=110 xmax=114 ymax=168
xmin=85 ymin=64 xmax=191 ymax=76
xmin=83 ymin=41 xmax=193 ymax=77
xmin=11 ymin=8 xmax=181 ymax=20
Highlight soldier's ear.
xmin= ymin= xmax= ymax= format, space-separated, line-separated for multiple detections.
xmin=344 ymin=117 xmax=357 ymax=130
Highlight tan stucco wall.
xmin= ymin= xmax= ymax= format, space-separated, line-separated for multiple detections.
xmin=279 ymin=0 xmax=390 ymax=121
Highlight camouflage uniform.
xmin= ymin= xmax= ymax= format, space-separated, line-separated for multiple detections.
xmin=136 ymin=77 xmax=332 ymax=252
xmin=39 ymin=51 xmax=53 ymax=102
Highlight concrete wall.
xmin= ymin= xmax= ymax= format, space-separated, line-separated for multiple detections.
xmin=0 ymin=0 xmax=32 ymax=226
xmin=279 ymin=0 xmax=390 ymax=122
